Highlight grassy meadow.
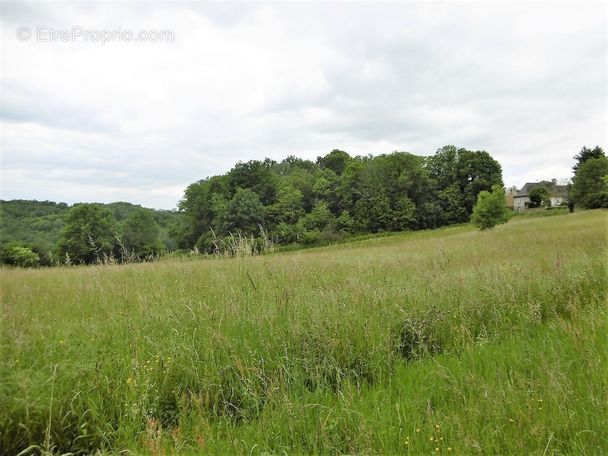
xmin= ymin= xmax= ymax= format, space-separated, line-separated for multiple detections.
xmin=1 ymin=210 xmax=607 ymax=455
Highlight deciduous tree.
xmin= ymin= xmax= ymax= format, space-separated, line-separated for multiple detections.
xmin=122 ymin=210 xmax=163 ymax=259
xmin=573 ymin=146 xmax=605 ymax=172
xmin=58 ymin=204 xmax=118 ymax=264
xmin=223 ymin=188 xmax=265 ymax=236
xmin=471 ymin=185 xmax=509 ymax=230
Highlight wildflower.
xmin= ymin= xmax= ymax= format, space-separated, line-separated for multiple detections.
xmin=416 ymin=428 xmax=421 ymax=433
xmin=447 ymin=447 xmax=452 ymax=452
xmin=509 ymin=418 xmax=514 ymax=423
xmin=59 ymin=340 xmax=64 ymax=345
xmin=435 ymin=448 xmax=440 ymax=452
xmin=430 ymin=437 xmax=434 ymax=441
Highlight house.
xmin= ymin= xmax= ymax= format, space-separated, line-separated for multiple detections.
xmin=513 ymin=182 xmax=569 ymax=212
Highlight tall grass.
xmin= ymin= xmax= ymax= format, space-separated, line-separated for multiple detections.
xmin=1 ymin=210 xmax=606 ymax=454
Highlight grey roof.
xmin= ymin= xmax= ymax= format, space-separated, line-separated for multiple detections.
xmin=515 ymin=182 xmax=568 ymax=198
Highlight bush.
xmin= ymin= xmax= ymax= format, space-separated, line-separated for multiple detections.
xmin=471 ymin=185 xmax=510 ymax=230
xmin=1 ymin=245 xmax=40 ymax=267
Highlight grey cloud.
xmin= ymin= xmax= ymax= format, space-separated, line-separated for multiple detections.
xmin=1 ymin=1 xmax=605 ymax=208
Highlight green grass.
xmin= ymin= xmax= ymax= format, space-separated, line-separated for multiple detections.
xmin=1 ymin=210 xmax=606 ymax=455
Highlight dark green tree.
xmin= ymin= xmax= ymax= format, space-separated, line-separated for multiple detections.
xmin=301 ymin=201 xmax=335 ymax=232
xmin=457 ymin=149 xmax=504 ymax=214
xmin=471 ymin=185 xmax=509 ymax=230
xmin=437 ymin=184 xmax=467 ymax=224
xmin=228 ymin=159 xmax=279 ymax=205
xmin=317 ymin=149 xmax=352 ymax=175
xmin=571 ymin=157 xmax=608 ymax=209
xmin=427 ymin=146 xmax=503 ymax=215
xmin=573 ymin=146 xmax=605 ymax=172
xmin=529 ymin=187 xmax=549 ymax=208
xmin=178 ymin=175 xmax=230 ymax=248
xmin=223 ymin=188 xmax=265 ymax=235
xmin=58 ymin=204 xmax=118 ymax=264
xmin=268 ymin=185 xmax=305 ymax=226
xmin=175 ymin=148 xmax=505 ymax=249
xmin=122 ymin=210 xmax=163 ymax=259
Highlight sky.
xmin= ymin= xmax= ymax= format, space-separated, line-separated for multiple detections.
xmin=1 ymin=1 xmax=606 ymax=210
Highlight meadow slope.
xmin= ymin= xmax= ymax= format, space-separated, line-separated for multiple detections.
xmin=1 ymin=210 xmax=606 ymax=455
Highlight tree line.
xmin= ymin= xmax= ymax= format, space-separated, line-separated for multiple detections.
xmin=177 ymin=146 xmax=504 ymax=252
xmin=0 ymin=201 xmax=183 ymax=267
xmin=3 ymin=144 xmax=605 ymax=267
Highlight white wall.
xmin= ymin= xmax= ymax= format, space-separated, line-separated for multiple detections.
xmin=514 ymin=197 xmax=529 ymax=212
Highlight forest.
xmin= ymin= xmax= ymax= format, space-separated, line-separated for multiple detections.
xmin=178 ymin=145 xmax=503 ymax=250
xmin=0 ymin=201 xmax=183 ymax=266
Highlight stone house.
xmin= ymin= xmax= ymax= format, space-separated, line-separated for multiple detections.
xmin=513 ymin=182 xmax=568 ymax=212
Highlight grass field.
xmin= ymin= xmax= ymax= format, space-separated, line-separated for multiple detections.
xmin=1 ymin=210 xmax=606 ymax=455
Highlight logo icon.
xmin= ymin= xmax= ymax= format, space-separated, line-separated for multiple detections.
xmin=17 ymin=26 xmax=32 ymax=41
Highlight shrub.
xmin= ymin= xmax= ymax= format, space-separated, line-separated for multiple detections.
xmin=471 ymin=185 xmax=510 ymax=230
xmin=1 ymin=244 xmax=40 ymax=267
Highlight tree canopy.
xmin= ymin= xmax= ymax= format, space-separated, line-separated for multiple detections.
xmin=2 ymin=146 xmax=506 ymax=265
xmin=571 ymin=156 xmax=608 ymax=209
xmin=179 ymin=147 xmax=504 ymax=251
xmin=58 ymin=204 xmax=119 ymax=264
xmin=122 ymin=210 xmax=163 ymax=258
xmin=573 ymin=146 xmax=605 ymax=172
xmin=0 ymin=200 xmax=183 ymax=266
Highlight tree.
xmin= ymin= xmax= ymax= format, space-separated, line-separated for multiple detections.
xmin=529 ymin=187 xmax=549 ymax=208
xmin=317 ymin=149 xmax=352 ymax=175
xmin=471 ymin=185 xmax=509 ymax=230
xmin=301 ymin=201 xmax=335 ymax=232
xmin=122 ymin=210 xmax=163 ymax=259
xmin=176 ymin=148 xmax=506 ymax=249
xmin=0 ymin=243 xmax=40 ymax=267
xmin=177 ymin=175 xmax=231 ymax=248
xmin=437 ymin=184 xmax=468 ymax=224
xmin=223 ymin=188 xmax=265 ymax=235
xmin=268 ymin=185 xmax=305 ymax=226
xmin=228 ymin=159 xmax=279 ymax=205
xmin=58 ymin=204 xmax=118 ymax=264
xmin=457 ymin=149 xmax=504 ymax=214
xmin=571 ymin=157 xmax=608 ymax=209
xmin=426 ymin=146 xmax=503 ymax=215
xmin=573 ymin=146 xmax=605 ymax=172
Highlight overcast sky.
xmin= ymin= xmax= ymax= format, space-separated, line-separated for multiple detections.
xmin=1 ymin=1 xmax=606 ymax=210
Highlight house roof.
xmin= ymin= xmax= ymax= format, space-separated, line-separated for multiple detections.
xmin=515 ymin=182 xmax=568 ymax=198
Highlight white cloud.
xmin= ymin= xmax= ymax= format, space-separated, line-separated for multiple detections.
xmin=1 ymin=1 xmax=606 ymax=209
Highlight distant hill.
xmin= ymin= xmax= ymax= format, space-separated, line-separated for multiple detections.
xmin=0 ymin=199 xmax=183 ymax=257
